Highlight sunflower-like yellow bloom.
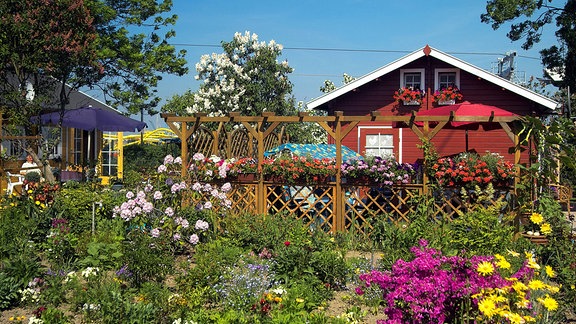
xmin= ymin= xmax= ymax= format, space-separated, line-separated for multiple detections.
xmin=545 ymin=265 xmax=556 ymax=278
xmin=477 ymin=261 xmax=495 ymax=276
xmin=538 ymin=295 xmax=558 ymax=311
xmin=528 ymin=279 xmax=546 ymax=290
xmin=540 ymin=223 xmax=552 ymax=235
xmin=478 ymin=298 xmax=498 ymax=318
xmin=530 ymin=212 xmax=544 ymax=224
xmin=495 ymin=254 xmax=511 ymax=269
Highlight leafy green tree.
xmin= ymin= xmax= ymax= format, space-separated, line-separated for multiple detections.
xmin=1 ymin=0 xmax=187 ymax=181
xmin=481 ymin=0 xmax=576 ymax=93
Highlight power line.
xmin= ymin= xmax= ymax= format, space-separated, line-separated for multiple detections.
xmin=169 ymin=43 xmax=541 ymax=60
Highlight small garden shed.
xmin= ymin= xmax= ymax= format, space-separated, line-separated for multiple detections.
xmin=306 ymin=45 xmax=560 ymax=164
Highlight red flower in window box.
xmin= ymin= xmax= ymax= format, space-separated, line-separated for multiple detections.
xmin=433 ymin=86 xmax=463 ymax=104
xmin=393 ymin=87 xmax=425 ymax=104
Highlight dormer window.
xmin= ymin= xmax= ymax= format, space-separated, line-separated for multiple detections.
xmin=400 ymin=69 xmax=425 ymax=91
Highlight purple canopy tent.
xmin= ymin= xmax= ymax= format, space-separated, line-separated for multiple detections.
xmin=34 ymin=106 xmax=147 ymax=167
xmin=36 ymin=106 xmax=147 ymax=132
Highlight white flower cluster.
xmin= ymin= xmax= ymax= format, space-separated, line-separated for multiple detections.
xmin=28 ymin=316 xmax=44 ymax=324
xmin=192 ymin=31 xmax=292 ymax=116
xmin=172 ymin=319 xmax=198 ymax=324
xmin=81 ymin=267 xmax=99 ymax=278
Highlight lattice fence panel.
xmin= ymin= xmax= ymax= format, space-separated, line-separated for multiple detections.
xmin=265 ymin=184 xmax=335 ymax=232
xmin=343 ymin=184 xmax=424 ymax=234
xmin=227 ymin=184 xmax=258 ymax=215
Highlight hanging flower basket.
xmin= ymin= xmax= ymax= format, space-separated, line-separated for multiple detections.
xmin=521 ymin=232 xmax=549 ymax=245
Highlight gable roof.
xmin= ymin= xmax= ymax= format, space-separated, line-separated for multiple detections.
xmin=307 ymin=45 xmax=559 ymax=111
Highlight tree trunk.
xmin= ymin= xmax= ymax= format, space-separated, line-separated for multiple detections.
xmin=26 ymin=148 xmax=56 ymax=183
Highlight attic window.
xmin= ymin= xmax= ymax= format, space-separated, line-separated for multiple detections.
xmin=400 ymin=69 xmax=425 ymax=91
xmin=435 ymin=68 xmax=460 ymax=90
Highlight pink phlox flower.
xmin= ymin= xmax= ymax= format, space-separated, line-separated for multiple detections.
xmin=157 ymin=164 xmax=167 ymax=173
xmin=126 ymin=191 xmax=135 ymax=199
xmin=164 ymin=207 xmax=174 ymax=217
xmin=144 ymin=184 xmax=153 ymax=192
xmin=142 ymin=202 xmax=154 ymax=213
xmin=195 ymin=219 xmax=209 ymax=231
xmin=220 ymin=182 xmax=232 ymax=192
xmin=153 ymin=191 xmax=163 ymax=200
xmin=192 ymin=153 xmax=205 ymax=161
xmin=164 ymin=155 xmax=174 ymax=165
xmin=210 ymin=189 xmax=219 ymax=197
xmin=174 ymin=156 xmax=182 ymax=164
xmin=150 ymin=228 xmax=160 ymax=238
xmin=203 ymin=183 xmax=213 ymax=192
xmin=173 ymin=233 xmax=181 ymax=241
xmin=189 ymin=234 xmax=199 ymax=245
xmin=136 ymin=191 xmax=146 ymax=200
xmin=192 ymin=182 xmax=202 ymax=191
xmin=203 ymin=201 xmax=213 ymax=209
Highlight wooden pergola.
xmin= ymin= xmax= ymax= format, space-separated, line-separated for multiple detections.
xmin=161 ymin=111 xmax=521 ymax=232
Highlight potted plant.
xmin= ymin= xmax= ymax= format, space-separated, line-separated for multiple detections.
xmin=393 ymin=87 xmax=425 ymax=105
xmin=228 ymin=157 xmax=258 ymax=181
xmin=520 ymin=211 xmax=551 ymax=244
xmin=341 ymin=156 xmax=414 ymax=185
xmin=433 ymin=85 xmax=463 ymax=105
xmin=429 ymin=152 xmax=514 ymax=190
xmin=261 ymin=155 xmax=337 ymax=184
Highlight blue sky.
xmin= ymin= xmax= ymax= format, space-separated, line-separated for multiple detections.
xmin=144 ymin=0 xmax=559 ymax=128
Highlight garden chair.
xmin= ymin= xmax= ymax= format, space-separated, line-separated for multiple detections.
xmin=5 ymin=171 xmax=24 ymax=195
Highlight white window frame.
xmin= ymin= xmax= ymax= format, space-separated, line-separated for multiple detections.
xmin=357 ymin=126 xmax=404 ymax=162
xmin=400 ymin=68 xmax=425 ymax=90
xmin=434 ymin=68 xmax=460 ymax=91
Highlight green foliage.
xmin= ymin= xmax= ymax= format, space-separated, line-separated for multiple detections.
xmin=178 ymin=238 xmax=244 ymax=289
xmin=39 ymin=307 xmax=70 ymax=324
xmin=123 ymin=143 xmax=179 ymax=177
xmin=220 ymin=213 xmax=312 ymax=252
xmin=0 ymin=272 xmax=20 ymax=310
xmin=449 ymin=202 xmax=516 ymax=256
xmin=76 ymin=218 xmax=125 ymax=269
xmin=122 ymin=230 xmax=174 ymax=287
xmin=310 ymin=250 xmax=348 ymax=288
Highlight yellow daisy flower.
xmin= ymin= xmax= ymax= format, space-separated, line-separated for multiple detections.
xmin=477 ymin=261 xmax=495 ymax=276
xmin=540 ymin=223 xmax=552 ymax=235
xmin=545 ymin=265 xmax=556 ymax=278
xmin=528 ymin=279 xmax=546 ymax=290
xmin=478 ymin=298 xmax=498 ymax=318
xmin=538 ymin=295 xmax=558 ymax=311
xmin=530 ymin=212 xmax=544 ymax=224
xmin=505 ymin=312 xmax=525 ymax=324
xmin=507 ymin=249 xmax=520 ymax=257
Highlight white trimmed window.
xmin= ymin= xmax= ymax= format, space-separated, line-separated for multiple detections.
xmin=435 ymin=68 xmax=460 ymax=90
xmin=365 ymin=134 xmax=394 ymax=158
xmin=400 ymin=69 xmax=425 ymax=90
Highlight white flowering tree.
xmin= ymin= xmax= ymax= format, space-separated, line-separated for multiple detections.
xmin=191 ymin=31 xmax=294 ymax=116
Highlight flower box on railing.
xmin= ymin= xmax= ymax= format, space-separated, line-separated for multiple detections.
xmin=402 ymin=100 xmax=422 ymax=106
xmin=437 ymin=99 xmax=455 ymax=105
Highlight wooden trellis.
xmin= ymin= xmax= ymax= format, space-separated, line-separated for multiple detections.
xmin=162 ymin=111 xmax=521 ymax=233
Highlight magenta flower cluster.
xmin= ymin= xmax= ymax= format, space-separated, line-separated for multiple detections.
xmin=356 ymin=240 xmax=527 ymax=323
